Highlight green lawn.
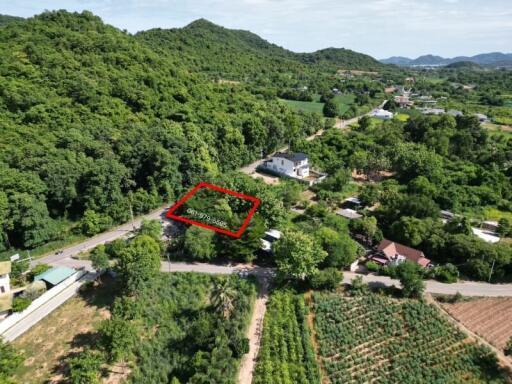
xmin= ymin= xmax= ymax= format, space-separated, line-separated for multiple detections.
xmin=280 ymin=94 xmax=355 ymax=116
xmin=394 ymin=113 xmax=410 ymax=122
xmin=280 ymin=99 xmax=324 ymax=114
xmin=333 ymin=94 xmax=355 ymax=115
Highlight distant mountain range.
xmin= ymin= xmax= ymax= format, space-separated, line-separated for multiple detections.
xmin=381 ymin=52 xmax=512 ymax=67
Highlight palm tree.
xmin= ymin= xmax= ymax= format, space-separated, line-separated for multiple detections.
xmin=210 ymin=278 xmax=237 ymax=319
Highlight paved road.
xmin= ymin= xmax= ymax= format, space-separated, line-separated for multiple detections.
xmin=1 ymin=272 xmax=96 ymax=341
xmin=34 ymin=206 xmax=168 ymax=268
xmin=342 ymin=272 xmax=512 ymax=297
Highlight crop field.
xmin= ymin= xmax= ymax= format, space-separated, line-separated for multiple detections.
xmin=312 ymin=292 xmax=507 ymax=384
xmin=440 ymin=297 xmax=512 ymax=352
xmin=253 ymin=290 xmax=321 ymax=384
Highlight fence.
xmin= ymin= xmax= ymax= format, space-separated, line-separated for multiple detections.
xmin=0 ymin=269 xmax=88 ymax=336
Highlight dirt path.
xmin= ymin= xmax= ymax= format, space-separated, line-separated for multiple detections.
xmin=304 ymin=291 xmax=330 ymax=384
xmin=426 ymin=294 xmax=512 ymax=376
xmin=237 ymin=276 xmax=270 ymax=384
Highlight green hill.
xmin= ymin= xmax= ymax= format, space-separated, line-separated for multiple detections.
xmin=445 ymin=61 xmax=483 ymax=70
xmin=0 ymin=14 xmax=24 ymax=26
xmin=136 ymin=19 xmax=385 ymax=83
xmin=0 ymin=10 xmax=320 ymax=251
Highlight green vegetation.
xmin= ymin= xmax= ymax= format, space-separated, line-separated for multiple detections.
xmin=100 ymin=272 xmax=255 ymax=383
xmin=0 ymin=11 xmax=325 ymax=256
xmin=253 ymin=291 xmax=320 ymax=384
xmin=0 ymin=339 xmax=23 ymax=384
xmin=280 ymin=99 xmax=324 ymax=114
xmin=136 ymin=19 xmax=384 ymax=85
xmin=313 ymin=291 xmax=507 ymax=383
xmin=296 ymin=110 xmax=512 ymax=282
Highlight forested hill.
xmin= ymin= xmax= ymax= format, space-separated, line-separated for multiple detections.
xmin=136 ymin=19 xmax=385 ymax=82
xmin=0 ymin=10 xmax=322 ymax=252
xmin=0 ymin=14 xmax=24 ymax=26
xmin=136 ymin=19 xmax=308 ymax=83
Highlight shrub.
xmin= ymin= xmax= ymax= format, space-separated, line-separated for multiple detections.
xmin=380 ymin=264 xmax=398 ymax=278
xmin=366 ymin=261 xmax=380 ymax=272
xmin=68 ymin=350 xmax=103 ymax=384
xmin=230 ymin=336 xmax=250 ymax=357
xmin=310 ymin=268 xmax=343 ymax=290
xmin=12 ymin=297 xmax=32 ymax=312
xmin=505 ymin=337 xmax=512 ymax=356
xmin=450 ymin=291 xmax=463 ymax=303
xmin=348 ymin=276 xmax=369 ymax=296
xmin=434 ymin=264 xmax=459 ymax=283
xmin=28 ymin=263 xmax=51 ymax=281
xmin=23 ymin=281 xmax=46 ymax=300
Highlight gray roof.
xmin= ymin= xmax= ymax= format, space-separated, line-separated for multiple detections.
xmin=273 ymin=152 xmax=308 ymax=162
xmin=336 ymin=209 xmax=362 ymax=220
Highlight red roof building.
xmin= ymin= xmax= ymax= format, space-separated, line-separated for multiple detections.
xmin=373 ymin=239 xmax=431 ymax=268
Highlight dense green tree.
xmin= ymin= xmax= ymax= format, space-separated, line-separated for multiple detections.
xmin=99 ymin=319 xmax=138 ymax=363
xmin=348 ymin=216 xmax=382 ymax=245
xmin=323 ymin=99 xmax=338 ymax=117
xmin=396 ymin=261 xmax=425 ymax=298
xmin=90 ymin=245 xmax=109 ymax=276
xmin=315 ymin=226 xmax=360 ymax=268
xmin=273 ymin=229 xmax=327 ymax=280
xmin=217 ymin=215 xmax=266 ymax=262
xmin=184 ymin=226 xmax=217 ymax=261
xmin=115 ymin=235 xmax=161 ymax=294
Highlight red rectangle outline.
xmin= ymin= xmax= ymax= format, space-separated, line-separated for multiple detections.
xmin=166 ymin=182 xmax=261 ymax=238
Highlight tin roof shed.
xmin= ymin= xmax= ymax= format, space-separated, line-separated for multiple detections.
xmin=34 ymin=267 xmax=76 ymax=286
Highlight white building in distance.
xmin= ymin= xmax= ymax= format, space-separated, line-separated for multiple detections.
xmin=370 ymin=109 xmax=394 ymax=120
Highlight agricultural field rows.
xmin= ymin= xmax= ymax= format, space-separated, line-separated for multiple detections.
xmin=253 ymin=290 xmax=321 ymax=384
xmin=440 ymin=297 xmax=512 ymax=352
xmin=313 ymin=292 xmax=507 ymax=384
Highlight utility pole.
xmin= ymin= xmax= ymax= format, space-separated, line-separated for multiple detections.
xmin=488 ymin=259 xmax=496 ymax=283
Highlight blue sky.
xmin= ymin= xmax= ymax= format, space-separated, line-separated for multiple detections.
xmin=4 ymin=0 xmax=512 ymax=58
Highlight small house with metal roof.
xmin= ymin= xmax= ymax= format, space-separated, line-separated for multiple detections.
xmin=34 ymin=267 xmax=76 ymax=288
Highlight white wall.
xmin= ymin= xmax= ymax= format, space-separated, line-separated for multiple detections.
xmin=0 ymin=269 xmax=87 ymax=336
xmin=0 ymin=274 xmax=9 ymax=294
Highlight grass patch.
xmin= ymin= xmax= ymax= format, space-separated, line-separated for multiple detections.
xmin=394 ymin=113 xmax=410 ymax=122
xmin=280 ymin=99 xmax=324 ymax=114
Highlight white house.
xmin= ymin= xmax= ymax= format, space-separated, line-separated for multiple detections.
xmin=259 ymin=152 xmax=327 ymax=185
xmin=370 ymin=109 xmax=394 ymax=120
xmin=265 ymin=152 xmax=310 ymax=178
xmin=0 ymin=261 xmax=10 ymax=295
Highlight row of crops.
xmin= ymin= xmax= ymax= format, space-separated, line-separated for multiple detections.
xmin=313 ymin=292 xmax=507 ymax=384
xmin=253 ymin=290 xmax=321 ymax=384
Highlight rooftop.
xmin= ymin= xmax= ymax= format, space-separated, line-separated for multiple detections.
xmin=336 ymin=208 xmax=362 ymax=220
xmin=35 ymin=267 xmax=76 ymax=286
xmin=377 ymin=239 xmax=431 ymax=267
xmin=273 ymin=152 xmax=308 ymax=163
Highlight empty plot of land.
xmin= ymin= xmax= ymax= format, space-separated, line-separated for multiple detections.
xmin=440 ymin=297 xmax=512 ymax=352
xmin=12 ymin=279 xmax=114 ymax=384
